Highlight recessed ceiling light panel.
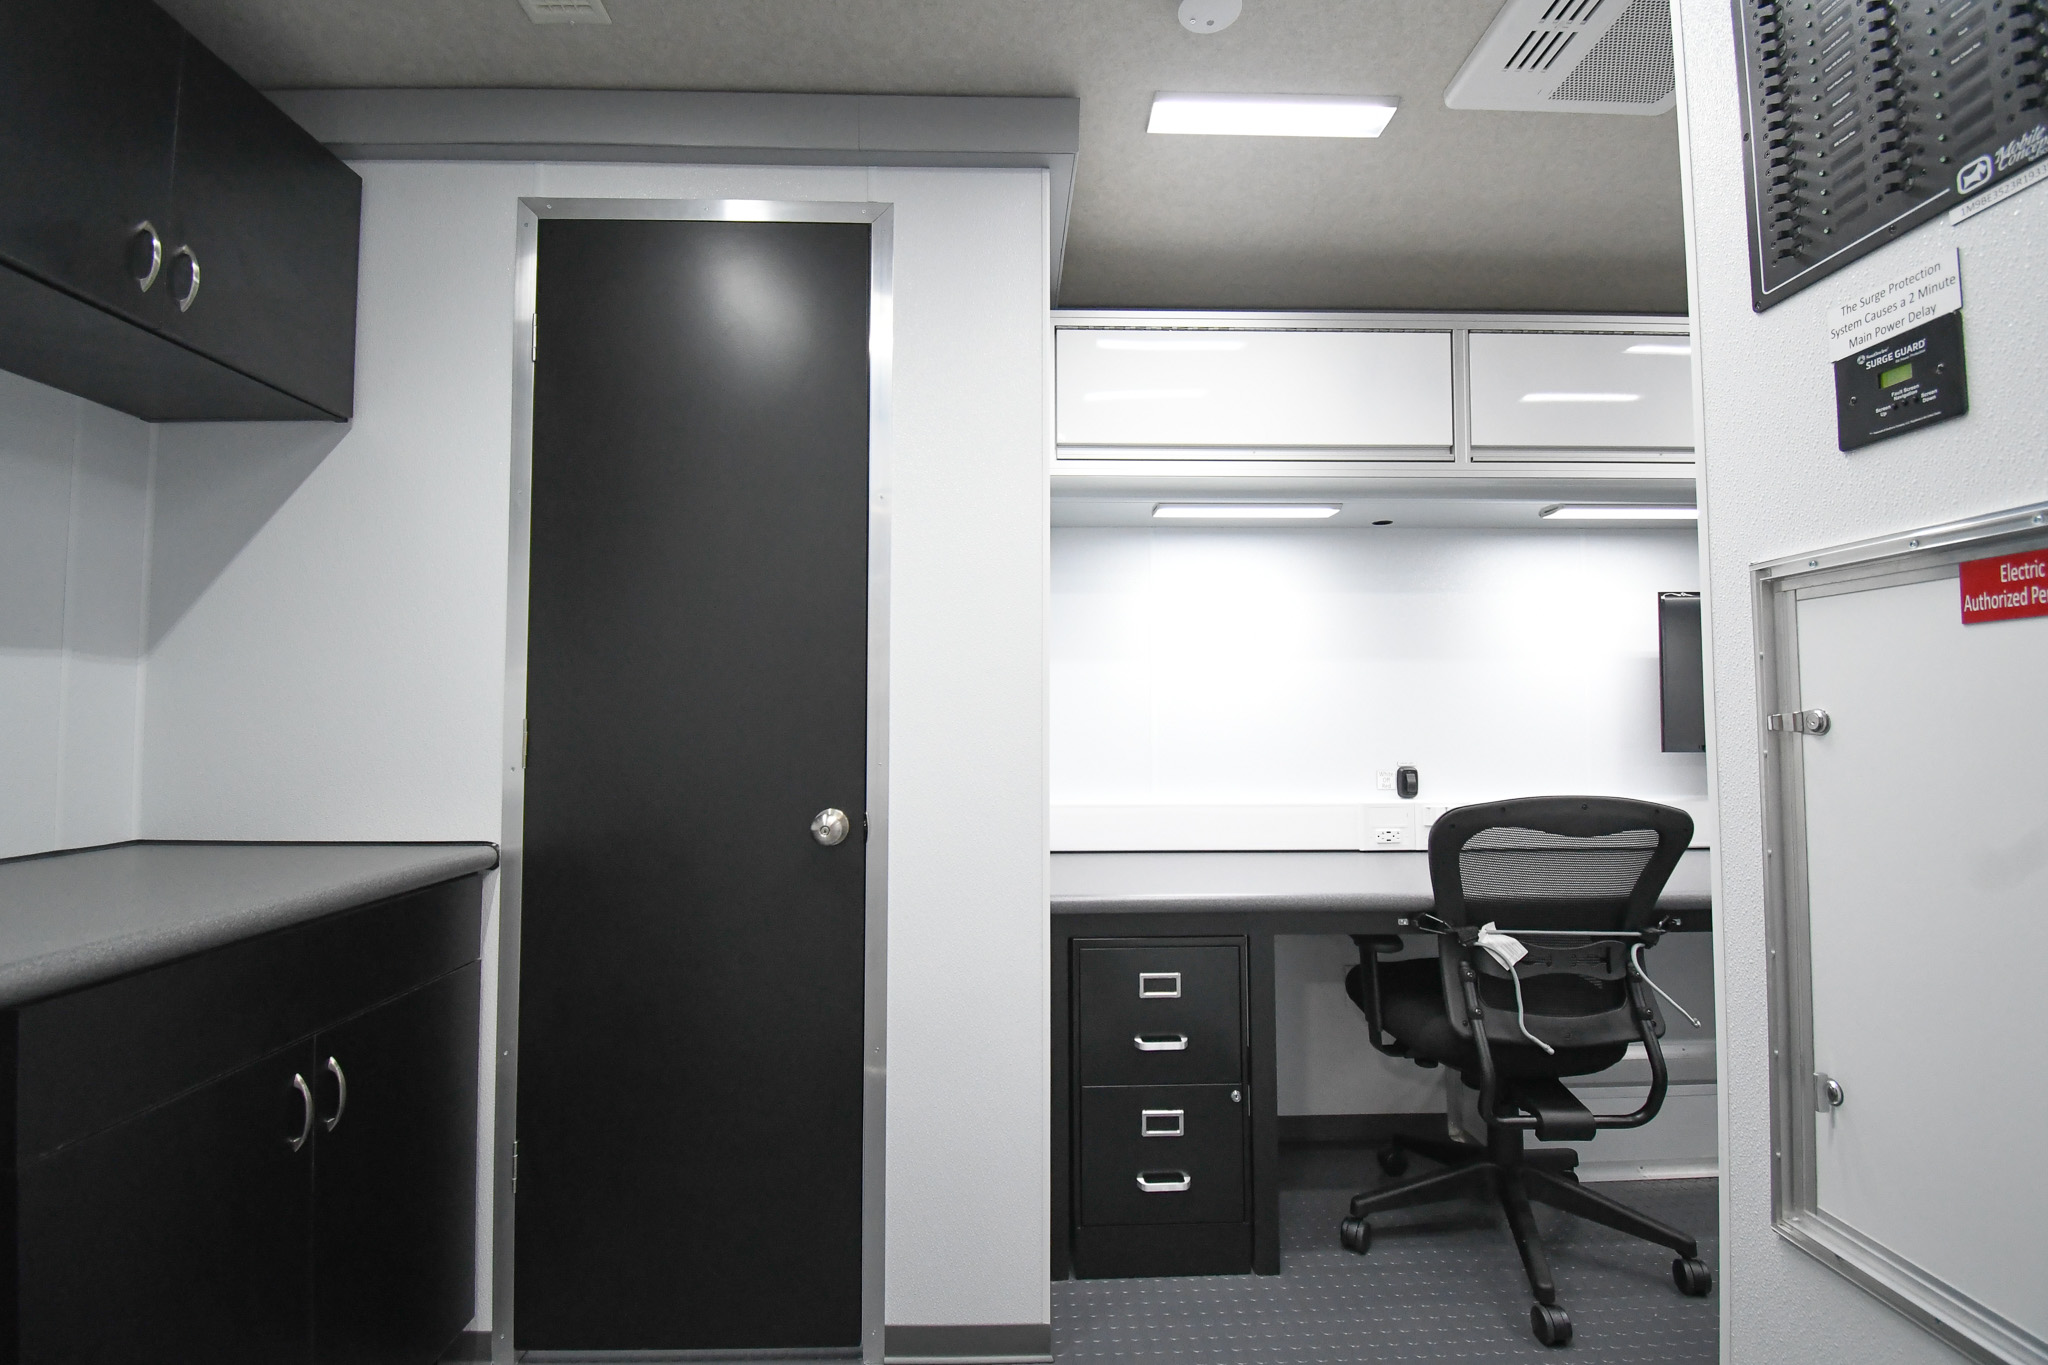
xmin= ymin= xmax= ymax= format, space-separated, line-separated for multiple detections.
xmin=1539 ymin=504 xmax=1698 ymax=521
xmin=1178 ymin=0 xmax=1243 ymax=34
xmin=1148 ymin=93 xmax=1399 ymax=138
xmin=1154 ymin=503 xmax=1343 ymax=520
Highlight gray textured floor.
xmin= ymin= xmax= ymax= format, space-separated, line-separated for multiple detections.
xmin=1054 ymin=1149 xmax=1718 ymax=1363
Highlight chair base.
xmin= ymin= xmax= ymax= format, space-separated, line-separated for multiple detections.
xmin=1340 ymin=1126 xmax=1712 ymax=1346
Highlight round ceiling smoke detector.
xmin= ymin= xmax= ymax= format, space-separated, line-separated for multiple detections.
xmin=1178 ymin=0 xmax=1242 ymax=34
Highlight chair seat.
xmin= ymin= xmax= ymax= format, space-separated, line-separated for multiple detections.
xmin=1353 ymin=959 xmax=1630 ymax=1081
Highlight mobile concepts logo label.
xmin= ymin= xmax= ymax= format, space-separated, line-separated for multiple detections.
xmin=1958 ymin=154 xmax=1994 ymax=194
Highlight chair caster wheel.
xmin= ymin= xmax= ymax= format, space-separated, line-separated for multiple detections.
xmin=1673 ymin=1257 xmax=1713 ymax=1296
xmin=1531 ymin=1302 xmax=1573 ymax=1346
xmin=1339 ymin=1216 xmax=1373 ymax=1254
xmin=1377 ymin=1146 xmax=1409 ymax=1177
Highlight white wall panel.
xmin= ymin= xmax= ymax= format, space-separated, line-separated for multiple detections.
xmin=1051 ymin=525 xmax=1706 ymax=812
xmin=1056 ymin=328 xmax=1452 ymax=452
xmin=1673 ymin=0 xmax=2048 ymax=1351
xmin=135 ymin=159 xmax=1049 ymax=1339
xmin=0 ymin=369 xmax=150 ymax=859
xmin=1468 ymin=332 xmax=1696 ymax=455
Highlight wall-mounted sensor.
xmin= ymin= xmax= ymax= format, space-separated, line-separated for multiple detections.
xmin=1179 ymin=0 xmax=1242 ymax=34
xmin=1396 ymin=766 xmax=1420 ymax=799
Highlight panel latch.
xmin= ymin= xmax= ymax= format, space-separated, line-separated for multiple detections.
xmin=1768 ymin=708 xmax=1831 ymax=735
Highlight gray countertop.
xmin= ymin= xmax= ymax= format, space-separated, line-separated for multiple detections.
xmin=1051 ymin=848 xmax=1712 ymax=917
xmin=0 ymin=841 xmax=500 ymax=1009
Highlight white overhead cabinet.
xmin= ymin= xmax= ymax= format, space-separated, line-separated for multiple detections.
xmin=1467 ymin=332 xmax=1695 ymax=460
xmin=1055 ymin=328 xmax=1454 ymax=459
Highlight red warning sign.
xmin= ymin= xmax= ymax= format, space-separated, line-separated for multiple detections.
xmin=1960 ymin=547 xmax=2048 ymax=624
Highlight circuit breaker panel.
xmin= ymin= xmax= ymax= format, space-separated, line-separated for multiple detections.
xmin=1738 ymin=0 xmax=2048 ymax=309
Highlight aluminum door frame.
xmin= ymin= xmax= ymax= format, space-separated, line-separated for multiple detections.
xmin=1754 ymin=500 xmax=2048 ymax=1365
xmin=497 ymin=197 xmax=893 ymax=1365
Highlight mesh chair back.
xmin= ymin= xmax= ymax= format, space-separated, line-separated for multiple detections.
xmin=1428 ymin=797 xmax=1692 ymax=934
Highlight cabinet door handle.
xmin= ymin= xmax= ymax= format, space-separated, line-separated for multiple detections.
xmin=1133 ymin=1033 xmax=1189 ymax=1052
xmin=1136 ymin=1171 xmax=1192 ymax=1193
xmin=129 ymin=222 xmax=162 ymax=292
xmin=323 ymin=1056 xmax=348 ymax=1132
xmin=169 ymin=246 xmax=200 ymax=312
xmin=288 ymin=1073 xmax=314 ymax=1151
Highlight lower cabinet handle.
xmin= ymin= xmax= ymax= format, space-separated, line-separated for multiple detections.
xmin=1134 ymin=1033 xmax=1189 ymax=1052
xmin=1136 ymin=1171 xmax=1193 ymax=1193
xmin=288 ymin=1073 xmax=314 ymax=1152
xmin=323 ymin=1055 xmax=348 ymax=1132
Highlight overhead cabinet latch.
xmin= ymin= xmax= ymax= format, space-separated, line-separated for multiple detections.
xmin=1767 ymin=708 xmax=1831 ymax=735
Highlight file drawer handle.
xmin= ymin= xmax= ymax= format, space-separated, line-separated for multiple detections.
xmin=1133 ymin=1033 xmax=1189 ymax=1052
xmin=1138 ymin=972 xmax=1181 ymax=998
xmin=1141 ymin=1109 xmax=1186 ymax=1137
xmin=1136 ymin=1171 xmax=1193 ymax=1193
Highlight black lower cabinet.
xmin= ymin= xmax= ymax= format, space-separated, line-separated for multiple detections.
xmin=17 ymin=1043 xmax=319 ymax=1365
xmin=314 ymin=964 xmax=481 ymax=1365
xmin=1 ymin=876 xmax=483 ymax=1365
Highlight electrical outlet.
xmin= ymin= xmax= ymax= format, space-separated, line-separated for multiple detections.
xmin=1376 ymin=770 xmax=1395 ymax=791
xmin=1374 ymin=827 xmax=1404 ymax=845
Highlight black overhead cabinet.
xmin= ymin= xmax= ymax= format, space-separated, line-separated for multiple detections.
xmin=0 ymin=0 xmax=360 ymax=421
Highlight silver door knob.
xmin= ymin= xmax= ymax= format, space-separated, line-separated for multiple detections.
xmin=811 ymin=808 xmax=851 ymax=846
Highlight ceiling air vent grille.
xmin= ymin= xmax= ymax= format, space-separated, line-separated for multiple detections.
xmin=1550 ymin=0 xmax=1675 ymax=105
xmin=1446 ymin=0 xmax=1674 ymax=115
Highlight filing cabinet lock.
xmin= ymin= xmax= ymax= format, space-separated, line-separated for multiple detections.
xmin=1138 ymin=972 xmax=1182 ymax=998
xmin=1140 ymin=1109 xmax=1186 ymax=1137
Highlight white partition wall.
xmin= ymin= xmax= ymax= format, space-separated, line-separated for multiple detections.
xmin=1673 ymin=0 xmax=2048 ymax=1357
xmin=137 ymin=160 xmax=1051 ymax=1353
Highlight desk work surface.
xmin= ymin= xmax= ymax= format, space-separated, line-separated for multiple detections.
xmin=1051 ymin=849 xmax=1713 ymax=919
xmin=0 ymin=840 xmax=500 ymax=1009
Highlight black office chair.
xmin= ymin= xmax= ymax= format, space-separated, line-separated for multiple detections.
xmin=1338 ymin=796 xmax=1713 ymax=1347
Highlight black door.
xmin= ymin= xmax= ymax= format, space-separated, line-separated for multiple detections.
xmin=313 ymin=964 xmax=481 ymax=1365
xmin=516 ymin=218 xmax=871 ymax=1351
xmin=15 ymin=1042 xmax=318 ymax=1365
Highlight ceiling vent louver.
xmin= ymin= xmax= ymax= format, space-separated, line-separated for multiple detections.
xmin=519 ymin=0 xmax=611 ymax=23
xmin=1446 ymin=0 xmax=1674 ymax=115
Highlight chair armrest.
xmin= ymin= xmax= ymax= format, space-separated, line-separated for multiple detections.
xmin=1347 ymin=935 xmax=1410 ymax=1058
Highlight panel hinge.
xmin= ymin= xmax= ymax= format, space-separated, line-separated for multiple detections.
xmin=511 ymin=1137 xmax=519 ymax=1193
xmin=1767 ymin=708 xmax=1831 ymax=735
xmin=530 ymin=314 xmax=538 ymax=363
xmin=522 ymin=718 xmax=529 ymax=768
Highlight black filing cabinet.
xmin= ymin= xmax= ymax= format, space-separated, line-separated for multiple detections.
xmin=1070 ymin=938 xmax=1251 ymax=1277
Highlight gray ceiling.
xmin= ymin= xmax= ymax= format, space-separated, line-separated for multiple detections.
xmin=155 ymin=0 xmax=1688 ymax=315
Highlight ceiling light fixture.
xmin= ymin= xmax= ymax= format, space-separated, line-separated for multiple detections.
xmin=1624 ymin=342 xmax=1693 ymax=356
xmin=1095 ymin=335 xmax=1247 ymax=352
xmin=1520 ymin=391 xmax=1641 ymax=403
xmin=1153 ymin=503 xmax=1342 ymax=520
xmin=1539 ymin=505 xmax=1699 ymax=522
xmin=1147 ymin=93 xmax=1399 ymax=138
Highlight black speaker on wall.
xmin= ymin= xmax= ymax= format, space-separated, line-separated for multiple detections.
xmin=1659 ymin=593 xmax=1707 ymax=754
